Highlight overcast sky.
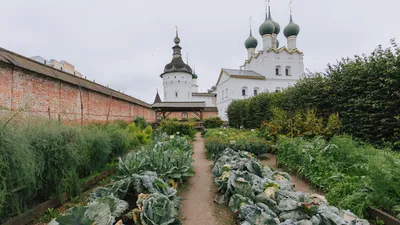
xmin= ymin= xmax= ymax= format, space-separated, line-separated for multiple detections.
xmin=1 ymin=0 xmax=399 ymax=103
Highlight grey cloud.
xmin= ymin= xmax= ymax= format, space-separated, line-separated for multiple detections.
xmin=1 ymin=0 xmax=399 ymax=102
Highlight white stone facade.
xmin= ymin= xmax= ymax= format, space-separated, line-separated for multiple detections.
xmin=215 ymin=41 xmax=304 ymax=121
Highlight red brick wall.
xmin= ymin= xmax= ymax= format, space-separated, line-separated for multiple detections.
xmin=0 ymin=63 xmax=156 ymax=123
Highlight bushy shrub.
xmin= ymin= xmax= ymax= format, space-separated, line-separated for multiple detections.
xmin=204 ymin=129 xmax=269 ymax=158
xmin=134 ymin=117 xmax=147 ymax=130
xmin=204 ymin=117 xmax=223 ymax=128
xmin=160 ymin=120 xmax=196 ymax=138
xmin=276 ymin=135 xmax=400 ymax=217
xmin=260 ymin=108 xmax=341 ymax=141
xmin=227 ymin=40 xmax=400 ymax=148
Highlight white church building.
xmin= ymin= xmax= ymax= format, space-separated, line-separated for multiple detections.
xmin=216 ymin=3 xmax=304 ymax=120
xmin=155 ymin=2 xmax=304 ymax=122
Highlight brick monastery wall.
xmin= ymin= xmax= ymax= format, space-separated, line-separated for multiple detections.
xmin=0 ymin=62 xmax=155 ymax=123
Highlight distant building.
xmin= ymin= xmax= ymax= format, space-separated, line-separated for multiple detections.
xmin=30 ymin=56 xmax=83 ymax=77
xmin=215 ymin=2 xmax=304 ymax=120
xmin=153 ymin=30 xmax=218 ymax=121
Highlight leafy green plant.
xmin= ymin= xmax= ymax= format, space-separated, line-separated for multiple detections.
xmin=160 ymin=120 xmax=196 ymax=138
xmin=0 ymin=119 xmax=151 ymax=223
xmin=276 ymin=135 xmax=400 ymax=217
xmin=204 ymin=117 xmax=224 ymax=128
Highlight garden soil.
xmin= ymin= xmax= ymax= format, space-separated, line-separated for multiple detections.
xmin=180 ymin=133 xmax=233 ymax=225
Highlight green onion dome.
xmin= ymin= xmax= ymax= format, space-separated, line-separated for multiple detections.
xmin=192 ymin=73 xmax=198 ymax=79
xmin=272 ymin=21 xmax=280 ymax=35
xmin=259 ymin=19 xmax=275 ymax=36
xmin=245 ymin=30 xmax=258 ymax=49
xmin=284 ymin=15 xmax=300 ymax=37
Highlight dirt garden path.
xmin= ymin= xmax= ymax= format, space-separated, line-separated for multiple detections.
xmin=180 ymin=133 xmax=232 ymax=225
xmin=260 ymin=153 xmax=322 ymax=194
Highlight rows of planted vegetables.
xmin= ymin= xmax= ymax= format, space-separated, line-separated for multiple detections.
xmin=212 ymin=148 xmax=370 ymax=225
xmin=48 ymin=133 xmax=194 ymax=225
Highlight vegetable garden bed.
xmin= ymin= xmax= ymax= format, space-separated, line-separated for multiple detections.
xmin=212 ymin=148 xmax=370 ymax=225
xmin=3 ymin=169 xmax=115 ymax=225
xmin=44 ymin=133 xmax=195 ymax=225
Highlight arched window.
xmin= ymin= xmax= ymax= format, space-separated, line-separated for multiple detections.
xmin=275 ymin=66 xmax=281 ymax=76
xmin=175 ymin=90 xmax=179 ymax=98
xmin=254 ymin=87 xmax=260 ymax=96
xmin=242 ymin=87 xmax=248 ymax=96
xmin=222 ymin=90 xmax=224 ymax=99
xmin=182 ymin=112 xmax=188 ymax=119
xmin=285 ymin=66 xmax=291 ymax=76
xmin=226 ymin=88 xmax=228 ymax=98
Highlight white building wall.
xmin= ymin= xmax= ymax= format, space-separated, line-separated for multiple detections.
xmin=191 ymin=96 xmax=216 ymax=107
xmin=244 ymin=51 xmax=304 ymax=80
xmin=216 ymin=50 xmax=304 ymax=121
xmin=163 ymin=72 xmax=193 ymax=101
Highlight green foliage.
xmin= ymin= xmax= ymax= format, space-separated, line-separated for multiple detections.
xmin=51 ymin=133 xmax=189 ymax=225
xmin=0 ymin=119 xmax=151 ymax=223
xmin=134 ymin=117 xmax=148 ymax=130
xmin=213 ymin=149 xmax=368 ymax=225
xmin=228 ymin=40 xmax=400 ymax=148
xmin=260 ymin=108 xmax=341 ymax=141
xmin=204 ymin=129 xmax=269 ymax=158
xmin=160 ymin=120 xmax=196 ymax=138
xmin=204 ymin=116 xmax=223 ymax=128
xmin=55 ymin=206 xmax=94 ymax=225
xmin=118 ymin=134 xmax=194 ymax=182
xmin=276 ymin=135 xmax=400 ymax=217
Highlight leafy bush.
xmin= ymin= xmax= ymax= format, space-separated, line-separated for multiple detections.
xmin=160 ymin=120 xmax=196 ymax=138
xmin=276 ymin=135 xmax=400 ymax=217
xmin=227 ymin=40 xmax=400 ymax=148
xmin=204 ymin=129 xmax=269 ymax=158
xmin=134 ymin=117 xmax=148 ymax=130
xmin=204 ymin=117 xmax=223 ymax=128
xmin=260 ymin=108 xmax=341 ymax=142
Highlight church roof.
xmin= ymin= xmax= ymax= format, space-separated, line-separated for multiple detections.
xmin=161 ymin=30 xmax=192 ymax=77
xmin=192 ymin=92 xmax=216 ymax=97
xmin=152 ymin=101 xmax=206 ymax=111
xmin=216 ymin=69 xmax=265 ymax=86
xmin=222 ymin=69 xmax=264 ymax=78
xmin=0 ymin=47 xmax=152 ymax=108
xmin=153 ymin=92 xmax=162 ymax=104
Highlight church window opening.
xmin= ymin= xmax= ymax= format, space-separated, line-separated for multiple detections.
xmin=175 ymin=76 xmax=176 ymax=78
xmin=275 ymin=87 xmax=281 ymax=93
xmin=226 ymin=88 xmax=228 ymax=98
xmin=178 ymin=80 xmax=180 ymax=83
xmin=254 ymin=87 xmax=260 ymax=96
xmin=285 ymin=66 xmax=291 ymax=76
xmin=175 ymin=90 xmax=179 ymax=98
xmin=222 ymin=90 xmax=224 ymax=99
xmin=182 ymin=112 xmax=188 ymax=119
xmin=275 ymin=66 xmax=281 ymax=76
xmin=242 ymin=87 xmax=248 ymax=96
xmin=171 ymin=81 xmax=173 ymax=84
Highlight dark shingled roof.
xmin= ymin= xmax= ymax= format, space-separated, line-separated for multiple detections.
xmin=153 ymin=92 xmax=162 ymax=104
xmin=192 ymin=92 xmax=217 ymax=97
xmin=0 ymin=47 xmax=152 ymax=108
xmin=222 ymin=68 xmax=265 ymax=78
